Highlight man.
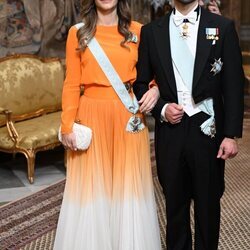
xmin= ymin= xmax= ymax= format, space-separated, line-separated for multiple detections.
xmin=168 ymin=0 xmax=221 ymax=14
xmin=134 ymin=0 xmax=244 ymax=249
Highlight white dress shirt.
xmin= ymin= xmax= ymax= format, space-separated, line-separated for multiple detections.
xmin=161 ymin=4 xmax=201 ymax=121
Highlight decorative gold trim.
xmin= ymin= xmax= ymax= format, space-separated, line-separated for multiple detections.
xmin=0 ymin=142 xmax=62 ymax=184
xmin=0 ymin=108 xmax=62 ymax=127
xmin=0 ymin=54 xmax=64 ymax=127
xmin=0 ymin=107 xmax=62 ymax=127
xmin=0 ymin=109 xmax=19 ymax=145
xmin=0 ymin=53 xmax=62 ymax=64
xmin=0 ymin=109 xmax=63 ymax=183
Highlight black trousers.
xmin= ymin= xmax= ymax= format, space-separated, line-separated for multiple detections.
xmin=155 ymin=112 xmax=225 ymax=250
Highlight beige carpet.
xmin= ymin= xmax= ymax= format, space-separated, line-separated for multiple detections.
xmin=0 ymin=119 xmax=249 ymax=250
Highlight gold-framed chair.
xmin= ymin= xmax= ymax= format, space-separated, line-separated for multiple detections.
xmin=0 ymin=54 xmax=64 ymax=183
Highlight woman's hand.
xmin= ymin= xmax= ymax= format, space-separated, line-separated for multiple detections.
xmin=207 ymin=0 xmax=221 ymax=15
xmin=61 ymin=132 xmax=77 ymax=151
xmin=198 ymin=0 xmax=221 ymax=15
xmin=138 ymin=86 xmax=160 ymax=113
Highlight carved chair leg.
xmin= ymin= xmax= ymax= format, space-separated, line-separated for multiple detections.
xmin=25 ymin=150 xmax=36 ymax=184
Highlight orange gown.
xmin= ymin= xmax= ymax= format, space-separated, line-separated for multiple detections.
xmin=53 ymin=22 xmax=161 ymax=250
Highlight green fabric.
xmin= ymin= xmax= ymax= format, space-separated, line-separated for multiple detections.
xmin=0 ymin=57 xmax=64 ymax=125
xmin=0 ymin=112 xmax=61 ymax=150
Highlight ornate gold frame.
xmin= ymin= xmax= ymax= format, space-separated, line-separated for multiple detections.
xmin=0 ymin=54 xmax=64 ymax=184
xmin=0 ymin=53 xmax=62 ymax=63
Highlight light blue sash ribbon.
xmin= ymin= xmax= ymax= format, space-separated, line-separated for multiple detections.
xmin=87 ymin=37 xmax=145 ymax=133
xmin=170 ymin=22 xmax=194 ymax=92
xmin=170 ymin=19 xmax=216 ymax=137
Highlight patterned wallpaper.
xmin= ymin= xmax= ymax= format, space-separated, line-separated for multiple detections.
xmin=0 ymin=0 xmax=81 ymax=58
xmin=0 ymin=0 xmax=249 ymax=59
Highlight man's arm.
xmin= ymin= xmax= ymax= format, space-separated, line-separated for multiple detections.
xmin=217 ymin=20 xmax=245 ymax=160
xmin=134 ymin=25 xmax=154 ymax=100
xmin=134 ymin=25 xmax=167 ymax=121
xmin=221 ymin=20 xmax=245 ymax=138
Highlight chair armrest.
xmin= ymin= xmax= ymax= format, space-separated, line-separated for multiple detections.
xmin=0 ymin=108 xmax=19 ymax=144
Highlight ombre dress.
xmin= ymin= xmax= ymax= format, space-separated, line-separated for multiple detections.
xmin=53 ymin=22 xmax=161 ymax=250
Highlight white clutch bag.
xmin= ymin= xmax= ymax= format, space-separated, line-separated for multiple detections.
xmin=58 ymin=123 xmax=92 ymax=151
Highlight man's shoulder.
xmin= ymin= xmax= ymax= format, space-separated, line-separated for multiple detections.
xmin=203 ymin=8 xmax=233 ymax=27
xmin=142 ymin=14 xmax=170 ymax=32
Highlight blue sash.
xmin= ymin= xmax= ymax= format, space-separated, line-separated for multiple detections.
xmin=87 ymin=37 xmax=145 ymax=133
xmin=169 ymin=19 xmax=216 ymax=137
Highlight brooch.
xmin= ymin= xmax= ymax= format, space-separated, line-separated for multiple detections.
xmin=130 ymin=33 xmax=138 ymax=43
xmin=210 ymin=58 xmax=223 ymax=76
xmin=180 ymin=22 xmax=190 ymax=39
xmin=126 ymin=115 xmax=145 ymax=133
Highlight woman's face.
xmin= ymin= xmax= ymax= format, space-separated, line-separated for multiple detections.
xmin=94 ymin=0 xmax=118 ymax=13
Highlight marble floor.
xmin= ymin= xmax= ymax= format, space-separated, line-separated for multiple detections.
xmin=0 ymin=147 xmax=66 ymax=204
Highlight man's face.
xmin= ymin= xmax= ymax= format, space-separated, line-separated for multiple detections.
xmin=175 ymin=0 xmax=197 ymax=4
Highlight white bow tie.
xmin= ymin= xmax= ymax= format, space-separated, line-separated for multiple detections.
xmin=173 ymin=12 xmax=197 ymax=26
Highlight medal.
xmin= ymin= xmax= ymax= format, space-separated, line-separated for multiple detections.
xmin=180 ymin=22 xmax=189 ymax=39
xmin=126 ymin=115 xmax=145 ymax=133
xmin=200 ymin=116 xmax=216 ymax=138
xmin=130 ymin=33 xmax=138 ymax=44
xmin=210 ymin=58 xmax=223 ymax=76
xmin=206 ymin=28 xmax=220 ymax=44
xmin=209 ymin=121 xmax=216 ymax=138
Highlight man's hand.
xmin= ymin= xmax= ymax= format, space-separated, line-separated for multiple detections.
xmin=165 ymin=103 xmax=184 ymax=124
xmin=139 ymin=86 xmax=160 ymax=113
xmin=217 ymin=138 xmax=239 ymax=160
xmin=61 ymin=132 xmax=77 ymax=151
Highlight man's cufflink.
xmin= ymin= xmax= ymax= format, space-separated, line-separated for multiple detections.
xmin=160 ymin=114 xmax=168 ymax=123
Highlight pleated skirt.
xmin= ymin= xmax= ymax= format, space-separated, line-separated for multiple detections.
xmin=53 ymin=85 xmax=161 ymax=250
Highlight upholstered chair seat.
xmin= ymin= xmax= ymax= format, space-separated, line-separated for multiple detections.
xmin=0 ymin=112 xmax=61 ymax=149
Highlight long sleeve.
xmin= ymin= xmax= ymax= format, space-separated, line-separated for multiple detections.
xmin=134 ymin=26 xmax=153 ymax=100
xmin=134 ymin=25 xmax=167 ymax=122
xmin=221 ymin=21 xmax=245 ymax=138
xmin=61 ymin=27 xmax=81 ymax=134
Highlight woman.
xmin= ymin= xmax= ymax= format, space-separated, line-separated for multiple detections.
xmin=199 ymin=0 xmax=221 ymax=15
xmin=53 ymin=0 xmax=161 ymax=249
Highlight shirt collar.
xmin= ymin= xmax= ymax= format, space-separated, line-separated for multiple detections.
xmin=174 ymin=3 xmax=200 ymax=19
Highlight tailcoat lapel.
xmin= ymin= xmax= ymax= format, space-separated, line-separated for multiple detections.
xmin=193 ymin=8 xmax=214 ymax=89
xmin=152 ymin=9 xmax=215 ymax=95
xmin=152 ymin=12 xmax=177 ymax=96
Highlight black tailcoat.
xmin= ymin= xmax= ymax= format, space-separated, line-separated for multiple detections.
xmin=134 ymin=8 xmax=244 ymax=250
